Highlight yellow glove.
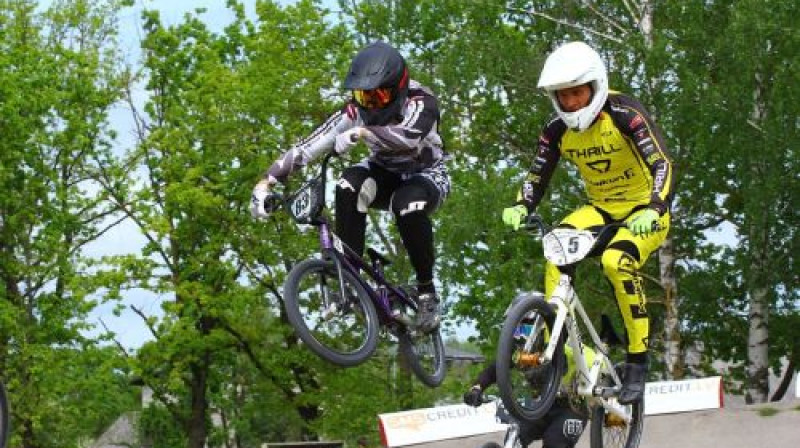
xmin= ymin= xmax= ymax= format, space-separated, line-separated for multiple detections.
xmin=502 ymin=205 xmax=528 ymax=231
xmin=628 ymin=208 xmax=660 ymax=236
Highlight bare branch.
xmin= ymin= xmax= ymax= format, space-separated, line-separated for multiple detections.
xmin=639 ymin=271 xmax=664 ymax=288
xmin=99 ymin=318 xmax=131 ymax=357
xmin=507 ymin=6 xmax=624 ymax=44
xmin=131 ymin=304 xmax=161 ymax=338
xmin=747 ymin=119 xmax=765 ymax=133
xmin=89 ymin=156 xmax=176 ymax=273
xmin=243 ymin=262 xmax=283 ymax=306
xmin=580 ymin=0 xmax=630 ymax=35
xmin=620 ymin=0 xmax=642 ymax=24
xmin=220 ymin=320 xmax=272 ymax=378
xmin=68 ymin=213 xmax=129 ymax=258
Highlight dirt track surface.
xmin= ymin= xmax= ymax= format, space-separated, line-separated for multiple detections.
xmin=414 ymin=401 xmax=799 ymax=448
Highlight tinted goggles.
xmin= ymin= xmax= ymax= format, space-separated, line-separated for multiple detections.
xmin=353 ymin=87 xmax=393 ymax=109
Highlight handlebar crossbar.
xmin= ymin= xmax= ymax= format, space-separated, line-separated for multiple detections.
xmin=523 ymin=212 xmax=659 ymax=239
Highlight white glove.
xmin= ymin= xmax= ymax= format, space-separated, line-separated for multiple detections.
xmin=334 ymin=127 xmax=363 ymax=155
xmin=251 ymin=179 xmax=273 ymax=219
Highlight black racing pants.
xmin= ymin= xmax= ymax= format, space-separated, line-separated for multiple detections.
xmin=334 ymin=161 xmax=447 ymax=291
xmin=518 ymin=401 xmax=587 ymax=448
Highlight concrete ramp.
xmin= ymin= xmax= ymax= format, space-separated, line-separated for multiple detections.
xmin=630 ymin=401 xmax=799 ymax=448
xmin=412 ymin=402 xmax=799 ymax=448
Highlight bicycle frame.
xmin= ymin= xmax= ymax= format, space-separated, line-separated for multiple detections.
xmin=523 ymin=216 xmax=633 ymax=423
xmin=318 ymin=219 xmax=418 ymax=325
xmin=541 ymin=275 xmax=630 ymax=421
xmin=483 ymin=396 xmax=521 ymax=448
xmin=282 ymin=152 xmax=418 ymax=327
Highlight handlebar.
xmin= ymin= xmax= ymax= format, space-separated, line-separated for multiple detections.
xmin=522 ymin=212 xmax=660 ymax=238
xmin=521 ymin=213 xmax=550 ymax=234
xmin=262 ymin=193 xmax=283 ymax=214
xmin=258 ymin=151 xmax=338 ymax=223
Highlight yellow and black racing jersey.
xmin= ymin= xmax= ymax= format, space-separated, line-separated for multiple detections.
xmin=518 ymin=92 xmax=674 ymax=220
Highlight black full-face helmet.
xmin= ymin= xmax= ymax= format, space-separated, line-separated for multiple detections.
xmin=344 ymin=41 xmax=409 ymax=125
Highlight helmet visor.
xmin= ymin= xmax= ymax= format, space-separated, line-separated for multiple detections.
xmin=353 ymin=87 xmax=393 ymax=109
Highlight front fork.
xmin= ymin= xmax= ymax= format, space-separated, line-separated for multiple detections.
xmin=538 ymin=277 xmax=632 ymax=423
xmin=319 ymin=249 xmax=349 ymax=317
xmin=539 ymin=275 xmax=572 ymax=363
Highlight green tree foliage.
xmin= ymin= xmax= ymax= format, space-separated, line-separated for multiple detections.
xmin=661 ymin=0 xmax=800 ymax=401
xmin=0 ymin=0 xmax=136 ymax=446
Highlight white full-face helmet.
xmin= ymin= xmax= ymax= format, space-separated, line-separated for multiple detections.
xmin=537 ymin=41 xmax=608 ymax=132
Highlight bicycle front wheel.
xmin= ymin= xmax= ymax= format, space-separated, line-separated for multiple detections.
xmin=283 ymin=258 xmax=379 ymax=366
xmin=0 ymin=381 xmax=9 ymax=448
xmin=398 ymin=328 xmax=447 ymax=387
xmin=589 ymin=400 xmax=644 ymax=448
xmin=496 ymin=295 xmax=565 ymax=422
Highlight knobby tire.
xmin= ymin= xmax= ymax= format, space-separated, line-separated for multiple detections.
xmin=398 ymin=328 xmax=447 ymax=387
xmin=496 ymin=295 xmax=565 ymax=422
xmin=589 ymin=399 xmax=644 ymax=448
xmin=283 ymin=258 xmax=379 ymax=366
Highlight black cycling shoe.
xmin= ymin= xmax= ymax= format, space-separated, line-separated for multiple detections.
xmin=415 ymin=292 xmax=441 ymax=333
xmin=619 ymin=362 xmax=647 ymax=404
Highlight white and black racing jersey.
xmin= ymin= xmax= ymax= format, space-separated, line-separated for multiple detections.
xmin=265 ymin=80 xmax=444 ymax=184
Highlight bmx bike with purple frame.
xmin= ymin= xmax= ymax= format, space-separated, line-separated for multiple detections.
xmin=261 ymin=151 xmax=446 ymax=387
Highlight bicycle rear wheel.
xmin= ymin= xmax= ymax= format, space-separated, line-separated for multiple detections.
xmin=398 ymin=328 xmax=446 ymax=387
xmin=0 ymin=381 xmax=9 ymax=448
xmin=589 ymin=400 xmax=644 ymax=448
xmin=496 ymin=295 xmax=565 ymax=422
xmin=283 ymin=258 xmax=379 ymax=366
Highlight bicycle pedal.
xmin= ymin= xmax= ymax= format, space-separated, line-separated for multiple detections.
xmin=392 ymin=312 xmax=414 ymax=328
xmin=592 ymin=385 xmax=619 ymax=398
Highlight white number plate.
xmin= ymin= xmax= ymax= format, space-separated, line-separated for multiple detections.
xmin=542 ymin=228 xmax=596 ymax=265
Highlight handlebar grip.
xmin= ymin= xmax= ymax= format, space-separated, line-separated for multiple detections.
xmin=263 ymin=193 xmax=283 ymax=214
xmin=522 ymin=213 xmax=547 ymax=233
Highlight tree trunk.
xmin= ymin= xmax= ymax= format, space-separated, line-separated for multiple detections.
xmin=640 ymin=0 xmax=684 ymax=379
xmin=188 ymin=354 xmax=210 ymax=448
xmin=744 ymin=72 xmax=770 ymax=405
xmin=746 ymin=285 xmax=769 ymax=403
xmin=187 ymin=312 xmax=213 ymax=448
xmin=659 ymin=236 xmax=683 ymax=379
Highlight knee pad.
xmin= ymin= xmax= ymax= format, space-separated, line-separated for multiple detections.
xmin=391 ymin=184 xmax=432 ymax=217
xmin=601 ymin=247 xmax=638 ymax=278
xmin=336 ymin=167 xmax=376 ymax=213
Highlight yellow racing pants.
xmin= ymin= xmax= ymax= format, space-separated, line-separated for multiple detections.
xmin=544 ymin=205 xmax=670 ymax=355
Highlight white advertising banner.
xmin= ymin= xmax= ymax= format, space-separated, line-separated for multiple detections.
xmin=643 ymin=376 xmax=723 ymax=415
xmin=379 ymin=377 xmax=724 ymax=447
xmin=379 ymin=402 xmax=506 ymax=447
